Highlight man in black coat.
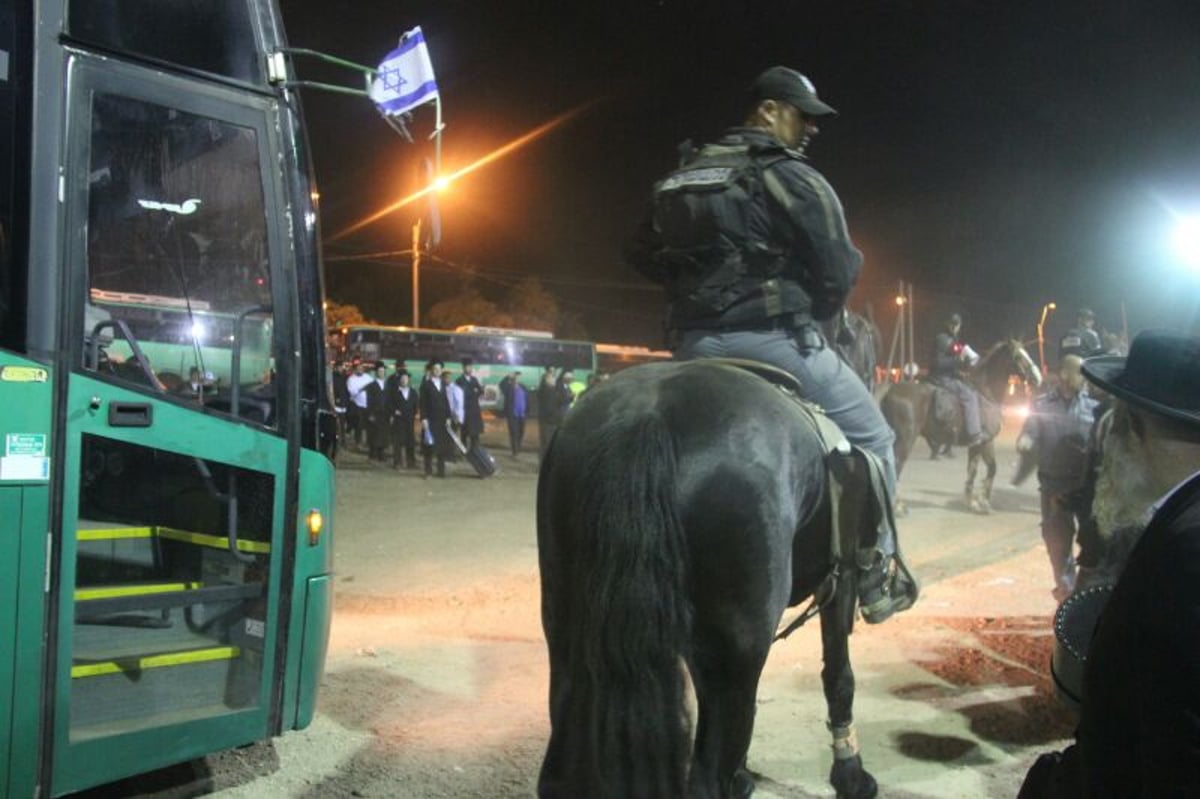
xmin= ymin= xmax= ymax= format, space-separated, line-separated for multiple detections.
xmin=386 ymin=366 xmax=419 ymax=469
xmin=331 ymin=360 xmax=350 ymax=443
xmin=419 ymin=358 xmax=453 ymax=478
xmin=538 ymin=367 xmax=574 ymax=460
xmin=363 ymin=361 xmax=390 ymax=461
xmin=455 ymin=357 xmax=486 ymax=451
xmin=1020 ymin=330 xmax=1200 ymax=797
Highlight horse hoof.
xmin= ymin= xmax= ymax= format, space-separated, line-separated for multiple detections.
xmin=730 ymin=768 xmax=755 ymax=798
xmin=830 ymin=755 xmax=878 ymax=799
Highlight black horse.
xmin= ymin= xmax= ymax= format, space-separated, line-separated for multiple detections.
xmin=824 ymin=308 xmax=881 ymax=392
xmin=879 ymin=338 xmax=1041 ymax=513
xmin=537 ymin=360 xmax=886 ymax=799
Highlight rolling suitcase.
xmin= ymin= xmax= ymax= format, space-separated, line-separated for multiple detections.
xmin=446 ymin=421 xmax=497 ymax=478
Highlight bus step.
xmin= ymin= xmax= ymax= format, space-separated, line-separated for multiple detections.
xmin=69 ymin=644 xmax=260 ymax=739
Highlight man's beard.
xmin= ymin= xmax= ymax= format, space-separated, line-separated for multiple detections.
xmin=1092 ymin=426 xmax=1159 ymax=539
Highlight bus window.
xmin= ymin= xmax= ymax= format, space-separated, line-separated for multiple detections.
xmin=0 ymin=0 xmax=24 ymax=352
xmin=82 ymin=92 xmax=275 ymax=420
xmin=68 ymin=0 xmax=263 ymax=86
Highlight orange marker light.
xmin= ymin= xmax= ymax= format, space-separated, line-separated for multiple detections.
xmin=307 ymin=509 xmax=324 ymax=547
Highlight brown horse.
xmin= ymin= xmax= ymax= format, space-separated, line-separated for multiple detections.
xmin=879 ymin=339 xmax=1042 ymax=513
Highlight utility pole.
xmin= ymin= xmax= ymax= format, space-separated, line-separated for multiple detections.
xmin=905 ymin=281 xmax=915 ymax=377
xmin=886 ymin=280 xmax=910 ymax=380
xmin=411 ymin=217 xmax=421 ymax=328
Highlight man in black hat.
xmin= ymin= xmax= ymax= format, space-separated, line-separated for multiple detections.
xmin=364 ymin=361 xmax=390 ymax=461
xmin=625 ymin=65 xmax=913 ymax=623
xmin=1020 ymin=329 xmax=1200 ymax=798
xmin=455 ymin=357 xmax=486 ymax=451
xmin=419 ymin=358 xmax=452 ymax=477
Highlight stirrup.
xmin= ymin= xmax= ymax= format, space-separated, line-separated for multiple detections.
xmin=859 ymin=561 xmax=918 ymax=624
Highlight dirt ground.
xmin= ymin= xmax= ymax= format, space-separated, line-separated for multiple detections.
xmin=82 ymin=413 xmax=1075 ymax=798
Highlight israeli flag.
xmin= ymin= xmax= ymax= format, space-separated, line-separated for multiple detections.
xmin=370 ymin=27 xmax=438 ymax=117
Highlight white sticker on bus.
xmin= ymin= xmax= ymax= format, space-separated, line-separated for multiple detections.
xmin=0 ymin=455 xmax=50 ymax=481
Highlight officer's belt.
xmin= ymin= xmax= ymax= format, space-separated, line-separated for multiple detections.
xmin=695 ymin=319 xmax=823 ymax=347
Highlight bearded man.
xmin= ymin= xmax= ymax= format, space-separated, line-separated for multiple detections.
xmin=1020 ymin=329 xmax=1200 ymax=797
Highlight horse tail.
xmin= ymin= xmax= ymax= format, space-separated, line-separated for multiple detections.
xmin=552 ymin=413 xmax=692 ymax=797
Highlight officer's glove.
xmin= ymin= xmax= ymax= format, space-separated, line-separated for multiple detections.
xmin=1016 ymin=434 xmax=1034 ymax=453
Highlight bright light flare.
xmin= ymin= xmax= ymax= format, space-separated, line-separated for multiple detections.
xmin=330 ymin=101 xmax=597 ymax=241
xmin=190 ymin=321 xmax=206 ymax=340
xmin=1005 ymin=403 xmax=1031 ymax=420
xmin=1172 ymin=215 xmax=1200 ymax=271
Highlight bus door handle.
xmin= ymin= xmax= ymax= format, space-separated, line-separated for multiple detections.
xmin=108 ymin=401 xmax=153 ymax=427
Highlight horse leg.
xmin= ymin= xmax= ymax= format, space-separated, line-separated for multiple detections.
xmin=820 ymin=576 xmax=878 ymax=799
xmin=964 ymin=445 xmax=981 ymax=512
xmin=981 ymin=440 xmax=997 ymax=511
xmin=687 ymin=630 xmax=772 ymax=799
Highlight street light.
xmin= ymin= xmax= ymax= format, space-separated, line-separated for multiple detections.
xmin=1037 ymin=301 xmax=1056 ymax=375
xmin=1172 ymin=214 xmax=1200 ymax=272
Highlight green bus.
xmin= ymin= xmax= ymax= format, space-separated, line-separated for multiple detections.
xmin=0 ymin=1 xmax=339 ymax=795
xmin=335 ymin=324 xmax=597 ymax=407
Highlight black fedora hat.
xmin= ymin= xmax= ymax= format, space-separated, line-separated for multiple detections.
xmin=1082 ymin=329 xmax=1200 ymax=428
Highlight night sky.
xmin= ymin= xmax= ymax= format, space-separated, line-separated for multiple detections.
xmin=281 ymin=0 xmax=1200 ymax=355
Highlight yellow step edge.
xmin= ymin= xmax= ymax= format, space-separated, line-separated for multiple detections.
xmin=71 ymin=645 xmax=240 ymax=679
xmin=155 ymin=527 xmax=271 ymax=554
xmin=78 ymin=527 xmax=154 ymax=541
xmin=76 ymin=525 xmax=270 ymax=554
xmin=75 ymin=582 xmax=204 ymax=601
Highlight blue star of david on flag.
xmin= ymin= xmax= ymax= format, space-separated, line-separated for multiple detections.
xmin=370 ymin=26 xmax=438 ymax=117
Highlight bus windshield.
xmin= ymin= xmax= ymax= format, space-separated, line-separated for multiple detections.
xmin=82 ymin=91 xmax=276 ymax=410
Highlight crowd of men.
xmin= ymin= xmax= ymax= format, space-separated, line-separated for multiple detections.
xmin=329 ymin=357 xmax=585 ymax=476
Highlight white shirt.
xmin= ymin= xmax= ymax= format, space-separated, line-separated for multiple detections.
xmin=346 ymin=373 xmax=373 ymax=409
xmin=446 ymin=381 xmax=464 ymax=424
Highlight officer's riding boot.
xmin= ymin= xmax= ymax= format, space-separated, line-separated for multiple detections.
xmin=858 ymin=551 xmax=918 ymax=625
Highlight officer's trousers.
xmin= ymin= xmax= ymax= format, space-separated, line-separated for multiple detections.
xmin=676 ymin=327 xmax=899 ymax=556
xmin=942 ymin=377 xmax=982 ymax=440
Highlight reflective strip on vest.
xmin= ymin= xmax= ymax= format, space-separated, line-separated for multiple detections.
xmin=659 ymin=167 xmax=735 ymax=192
xmin=763 ymin=166 xmax=845 ymax=243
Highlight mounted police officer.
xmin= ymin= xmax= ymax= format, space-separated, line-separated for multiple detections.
xmin=1058 ymin=307 xmax=1104 ymax=361
xmin=625 ymin=66 xmax=914 ymax=623
xmin=930 ymin=312 xmax=984 ymax=447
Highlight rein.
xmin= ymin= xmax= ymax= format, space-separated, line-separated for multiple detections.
xmin=772 ymin=396 xmax=856 ymax=642
xmin=774 ymin=456 xmax=845 ymax=641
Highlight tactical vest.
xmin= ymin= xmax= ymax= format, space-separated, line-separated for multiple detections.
xmin=652 ymin=142 xmax=810 ymax=329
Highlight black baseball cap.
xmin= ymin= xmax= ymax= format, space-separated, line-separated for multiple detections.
xmin=750 ymin=66 xmax=837 ymax=116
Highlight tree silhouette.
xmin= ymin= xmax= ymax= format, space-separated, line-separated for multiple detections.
xmin=426 ymin=288 xmax=514 ymax=330
xmin=324 ymin=298 xmax=375 ymax=328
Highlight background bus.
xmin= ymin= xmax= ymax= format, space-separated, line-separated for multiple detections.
xmin=334 ymin=324 xmax=597 ymax=408
xmin=89 ymin=288 xmax=276 ymax=396
xmin=0 ymin=1 xmax=337 ymax=795
xmin=595 ymin=342 xmax=673 ymax=374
